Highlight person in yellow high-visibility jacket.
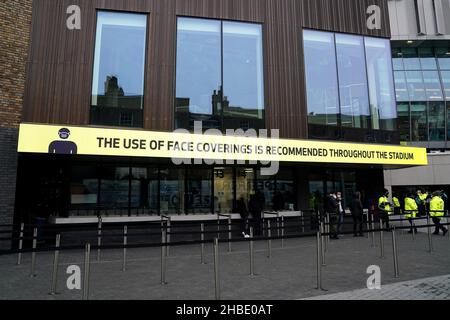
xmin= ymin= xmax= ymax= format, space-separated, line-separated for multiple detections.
xmin=392 ymin=194 xmax=401 ymax=215
xmin=378 ymin=189 xmax=392 ymax=228
xmin=404 ymin=193 xmax=418 ymax=234
xmin=417 ymin=189 xmax=428 ymax=216
xmin=430 ymin=191 xmax=448 ymax=236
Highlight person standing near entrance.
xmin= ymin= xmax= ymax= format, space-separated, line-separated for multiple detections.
xmin=350 ymin=191 xmax=364 ymax=237
xmin=430 ymin=191 xmax=448 ymax=236
xmin=392 ymin=193 xmax=401 ymax=215
xmin=336 ymin=191 xmax=345 ymax=236
xmin=378 ymin=189 xmax=392 ymax=229
xmin=237 ymin=196 xmax=250 ymax=238
xmin=324 ymin=191 xmax=339 ymax=239
xmin=416 ymin=189 xmax=428 ymax=217
xmin=404 ymin=192 xmax=418 ymax=234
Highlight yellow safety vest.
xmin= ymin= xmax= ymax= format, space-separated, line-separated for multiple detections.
xmin=393 ymin=197 xmax=401 ymax=208
xmin=404 ymin=197 xmax=418 ymax=218
xmin=429 ymin=196 xmax=445 ymax=217
xmin=378 ymin=196 xmax=391 ymax=214
xmin=419 ymin=193 xmax=428 ymax=203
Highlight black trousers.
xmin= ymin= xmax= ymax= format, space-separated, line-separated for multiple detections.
xmin=352 ymin=215 xmax=363 ymax=235
xmin=432 ymin=217 xmax=447 ymax=234
xmin=408 ymin=218 xmax=418 ymax=233
xmin=379 ymin=211 xmax=390 ymax=229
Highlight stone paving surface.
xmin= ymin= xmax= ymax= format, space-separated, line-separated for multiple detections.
xmin=0 ymin=229 xmax=449 ymax=300
xmin=303 ymin=274 xmax=450 ymax=300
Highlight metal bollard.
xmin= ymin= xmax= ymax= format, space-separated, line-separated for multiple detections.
xmin=411 ymin=218 xmax=416 ymax=241
xmin=427 ymin=215 xmax=433 ymax=253
xmin=281 ymin=216 xmax=285 ymax=248
xmin=320 ymin=221 xmax=326 ymax=266
xmin=326 ymin=213 xmax=330 ymax=247
xmin=391 ymin=227 xmax=399 ymax=278
xmin=213 ymin=238 xmax=220 ymax=300
xmin=316 ymin=231 xmax=322 ymax=290
xmin=249 ymin=227 xmax=254 ymax=276
xmin=82 ymin=243 xmax=91 ymax=300
xmin=300 ymin=211 xmax=305 ymax=233
xmin=371 ymin=213 xmax=375 ymax=247
xmin=267 ymin=220 xmax=272 ymax=258
xmin=49 ymin=234 xmax=61 ymax=295
xmin=200 ymin=223 xmax=205 ymax=264
xmin=379 ymin=221 xmax=384 ymax=258
xmin=228 ymin=217 xmax=232 ymax=253
xmin=366 ymin=212 xmax=370 ymax=239
xmin=17 ymin=223 xmax=24 ymax=265
xmin=30 ymin=227 xmax=37 ymax=277
xmin=161 ymin=229 xmax=167 ymax=285
xmin=97 ymin=218 xmax=102 ymax=262
xmin=276 ymin=213 xmax=280 ymax=238
xmin=166 ymin=218 xmax=171 ymax=257
xmin=122 ymin=226 xmax=127 ymax=272
xmin=217 ymin=216 xmax=220 ymax=240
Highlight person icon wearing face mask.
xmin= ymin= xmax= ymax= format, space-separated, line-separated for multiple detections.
xmin=48 ymin=128 xmax=78 ymax=154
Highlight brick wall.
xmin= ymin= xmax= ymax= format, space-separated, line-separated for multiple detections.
xmin=0 ymin=0 xmax=33 ymax=246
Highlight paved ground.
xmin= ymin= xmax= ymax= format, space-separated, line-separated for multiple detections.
xmin=0 ymin=229 xmax=450 ymax=300
xmin=303 ymin=274 xmax=450 ymax=300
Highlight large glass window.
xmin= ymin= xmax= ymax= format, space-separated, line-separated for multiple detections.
xmin=423 ymin=71 xmax=444 ymax=101
xmin=99 ymin=166 xmax=130 ymax=214
xmin=397 ymin=102 xmax=410 ymax=141
xmin=418 ymin=47 xmax=437 ymax=70
xmin=410 ymin=102 xmax=428 ymax=141
xmin=365 ymin=37 xmax=397 ymax=131
xmin=447 ymin=102 xmax=450 ymax=140
xmin=213 ymin=168 xmax=234 ymax=214
xmin=428 ymin=102 xmax=445 ymax=141
xmin=175 ymin=17 xmax=264 ymax=132
xmin=437 ymin=48 xmax=450 ymax=70
xmin=91 ymin=11 xmax=147 ymax=127
xmin=222 ymin=22 xmax=264 ymax=129
xmin=70 ymin=166 xmax=99 ymax=216
xmin=394 ymin=71 xmax=409 ymax=102
xmin=303 ymin=30 xmax=339 ymax=126
xmin=160 ymin=167 xmax=185 ymax=214
xmin=402 ymin=47 xmax=420 ymax=70
xmin=335 ymin=34 xmax=370 ymax=128
xmin=405 ymin=71 xmax=427 ymax=101
xmin=441 ymin=71 xmax=450 ymax=100
xmin=187 ymin=168 xmax=212 ymax=214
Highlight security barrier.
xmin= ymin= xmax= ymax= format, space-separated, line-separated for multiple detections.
xmin=0 ymin=210 xmax=449 ymax=299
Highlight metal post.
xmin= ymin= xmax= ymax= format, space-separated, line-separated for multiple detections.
xmin=321 ymin=221 xmax=326 ymax=266
xmin=200 ymin=223 xmax=205 ymax=264
xmin=316 ymin=231 xmax=322 ymax=290
xmin=300 ymin=211 xmax=305 ymax=233
xmin=411 ymin=217 xmax=416 ymax=241
xmin=370 ymin=212 xmax=375 ymax=247
xmin=281 ymin=216 xmax=285 ymax=248
xmin=365 ymin=211 xmax=370 ymax=239
xmin=249 ymin=227 xmax=254 ymax=276
xmin=267 ymin=219 xmax=272 ymax=258
xmin=213 ymin=238 xmax=220 ymax=300
xmin=391 ymin=227 xmax=399 ymax=278
xmin=161 ymin=229 xmax=167 ymax=285
xmin=122 ymin=226 xmax=127 ymax=272
xmin=17 ymin=223 xmax=24 ymax=265
xmin=217 ymin=214 xmax=220 ymax=240
xmin=97 ymin=218 xmax=102 ymax=262
xmin=30 ymin=227 xmax=37 ymax=277
xmin=166 ymin=217 xmax=171 ymax=257
xmin=228 ymin=217 xmax=232 ymax=253
xmin=326 ymin=213 xmax=330 ymax=247
xmin=50 ymin=234 xmax=60 ymax=295
xmin=82 ymin=243 xmax=91 ymax=300
xmin=379 ymin=221 xmax=384 ymax=258
xmin=276 ymin=213 xmax=280 ymax=238
xmin=427 ymin=215 xmax=433 ymax=253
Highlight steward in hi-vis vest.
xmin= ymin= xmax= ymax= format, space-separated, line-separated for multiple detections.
xmin=429 ymin=191 xmax=448 ymax=236
xmin=378 ymin=189 xmax=392 ymax=228
xmin=404 ymin=193 xmax=418 ymax=234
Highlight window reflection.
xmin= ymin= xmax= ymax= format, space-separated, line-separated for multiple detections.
xmin=303 ymin=30 xmax=339 ymax=126
xmin=335 ymin=34 xmax=370 ymax=129
xmin=397 ymin=102 xmax=410 ymax=141
xmin=91 ymin=11 xmax=147 ymax=127
xmin=365 ymin=37 xmax=397 ymax=131
xmin=428 ymin=102 xmax=445 ymax=141
xmin=410 ymin=102 xmax=427 ymax=141
xmin=405 ymin=71 xmax=427 ymax=101
xmin=175 ymin=18 xmax=264 ymax=132
xmin=422 ymin=71 xmax=444 ymax=101
xmin=187 ymin=168 xmax=212 ymax=214
xmin=394 ymin=71 xmax=409 ymax=102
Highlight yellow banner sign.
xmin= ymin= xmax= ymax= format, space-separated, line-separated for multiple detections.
xmin=17 ymin=123 xmax=428 ymax=165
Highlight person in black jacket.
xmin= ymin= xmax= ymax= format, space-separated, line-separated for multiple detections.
xmin=350 ymin=191 xmax=364 ymax=237
xmin=324 ymin=191 xmax=339 ymax=239
xmin=237 ymin=196 xmax=250 ymax=238
xmin=249 ymin=194 xmax=263 ymax=236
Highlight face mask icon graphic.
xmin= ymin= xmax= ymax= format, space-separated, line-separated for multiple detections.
xmin=48 ymin=128 xmax=78 ymax=155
